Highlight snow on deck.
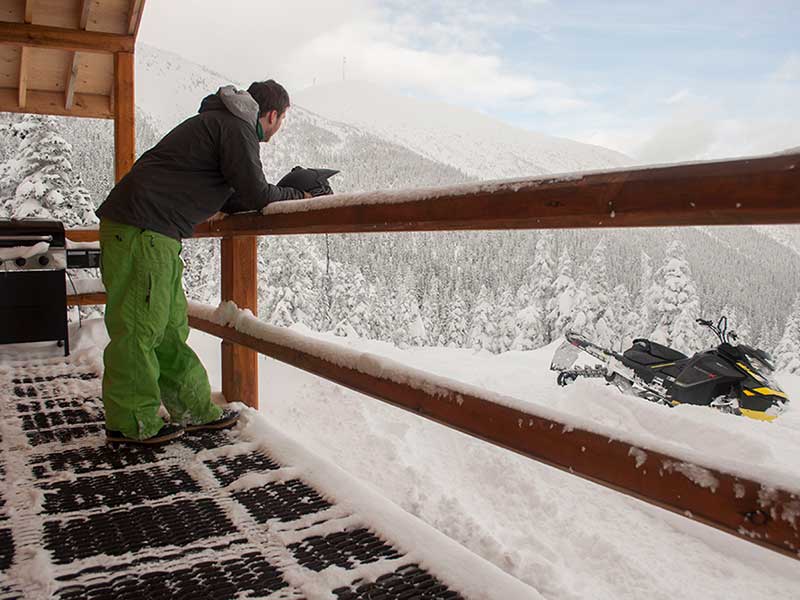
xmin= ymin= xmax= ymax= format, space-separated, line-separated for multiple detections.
xmin=0 ymin=340 xmax=536 ymax=599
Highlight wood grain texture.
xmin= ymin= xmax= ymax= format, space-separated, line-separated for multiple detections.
xmin=220 ymin=236 xmax=259 ymax=409
xmin=113 ymin=51 xmax=134 ymax=180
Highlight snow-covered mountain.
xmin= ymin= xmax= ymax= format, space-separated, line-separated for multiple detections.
xmin=136 ymin=46 xmax=631 ymax=183
xmin=294 ymin=80 xmax=632 ymax=179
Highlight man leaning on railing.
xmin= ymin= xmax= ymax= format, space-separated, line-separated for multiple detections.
xmin=94 ymin=80 xmax=310 ymax=445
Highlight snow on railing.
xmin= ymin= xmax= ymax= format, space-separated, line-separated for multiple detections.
xmin=188 ymin=300 xmax=800 ymax=560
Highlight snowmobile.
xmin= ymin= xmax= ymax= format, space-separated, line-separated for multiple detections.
xmin=551 ymin=317 xmax=789 ymax=421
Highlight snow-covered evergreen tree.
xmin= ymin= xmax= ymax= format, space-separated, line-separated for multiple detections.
xmin=571 ymin=241 xmax=615 ymax=347
xmin=492 ymin=291 xmax=518 ymax=353
xmin=0 ymin=115 xmax=96 ymax=226
xmin=516 ymin=232 xmax=554 ymax=346
xmin=440 ymin=284 xmax=470 ymax=347
xmin=612 ymin=284 xmax=645 ymax=351
xmin=638 ymin=251 xmax=657 ymax=334
xmin=649 ymin=241 xmax=702 ymax=353
xmin=468 ymin=285 xmax=495 ymax=351
xmin=775 ymin=298 xmax=800 ymax=373
xmin=260 ymin=236 xmax=323 ymax=328
xmin=547 ymin=246 xmax=577 ymax=340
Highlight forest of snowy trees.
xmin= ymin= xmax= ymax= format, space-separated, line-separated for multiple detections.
xmin=2 ymin=113 xmax=800 ymax=373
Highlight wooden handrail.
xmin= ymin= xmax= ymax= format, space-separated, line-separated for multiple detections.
xmin=188 ymin=310 xmax=800 ymax=560
xmin=67 ymin=152 xmax=800 ymax=243
xmin=193 ymin=152 xmax=800 ymax=237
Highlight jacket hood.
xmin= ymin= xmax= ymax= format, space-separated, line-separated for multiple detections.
xmin=198 ymin=85 xmax=259 ymax=126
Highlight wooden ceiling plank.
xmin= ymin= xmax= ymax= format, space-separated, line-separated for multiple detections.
xmin=0 ymin=22 xmax=134 ymax=54
xmin=18 ymin=46 xmax=28 ymax=108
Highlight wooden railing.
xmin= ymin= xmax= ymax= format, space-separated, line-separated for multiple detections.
xmin=67 ymin=151 xmax=800 ymax=559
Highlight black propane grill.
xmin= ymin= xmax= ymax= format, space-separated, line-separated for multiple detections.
xmin=0 ymin=219 xmax=101 ymax=356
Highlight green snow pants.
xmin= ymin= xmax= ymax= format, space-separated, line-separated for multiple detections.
xmin=99 ymin=219 xmax=221 ymax=440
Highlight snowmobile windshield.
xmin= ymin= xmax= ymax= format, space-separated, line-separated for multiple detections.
xmin=742 ymin=352 xmax=784 ymax=392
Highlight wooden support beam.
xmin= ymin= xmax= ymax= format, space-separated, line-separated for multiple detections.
xmin=0 ymin=88 xmax=112 ymax=119
xmin=113 ymin=51 xmax=135 ymax=181
xmin=188 ymin=313 xmax=800 ymax=560
xmin=0 ymin=22 xmax=134 ymax=54
xmin=220 ymin=236 xmax=259 ymax=409
xmin=18 ymin=46 xmax=28 ymax=108
xmin=194 ymin=153 xmax=800 ymax=238
xmin=67 ymin=292 xmax=107 ymax=307
xmin=24 ymin=0 xmax=33 ymax=23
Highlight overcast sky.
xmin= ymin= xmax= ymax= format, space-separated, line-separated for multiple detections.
xmin=139 ymin=0 xmax=799 ymax=162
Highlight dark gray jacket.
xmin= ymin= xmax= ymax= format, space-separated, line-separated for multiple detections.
xmin=96 ymin=86 xmax=304 ymax=239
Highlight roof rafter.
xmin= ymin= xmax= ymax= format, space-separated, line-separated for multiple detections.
xmin=79 ymin=0 xmax=92 ymax=29
xmin=0 ymin=21 xmax=134 ymax=54
xmin=127 ymin=0 xmax=145 ymax=35
xmin=24 ymin=0 xmax=33 ymax=24
xmin=66 ymin=1 xmax=92 ymax=111
xmin=18 ymin=46 xmax=28 ymax=108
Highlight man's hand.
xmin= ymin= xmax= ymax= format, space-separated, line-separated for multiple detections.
xmin=206 ymin=212 xmax=227 ymax=222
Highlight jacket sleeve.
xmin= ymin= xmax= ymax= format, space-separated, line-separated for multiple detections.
xmin=217 ymin=121 xmax=305 ymax=213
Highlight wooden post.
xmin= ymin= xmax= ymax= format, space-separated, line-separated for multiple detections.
xmin=113 ymin=51 xmax=135 ymax=182
xmin=220 ymin=236 xmax=259 ymax=408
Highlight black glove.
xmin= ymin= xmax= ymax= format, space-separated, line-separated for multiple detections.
xmin=277 ymin=166 xmax=339 ymax=197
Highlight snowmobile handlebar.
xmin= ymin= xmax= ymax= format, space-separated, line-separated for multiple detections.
xmin=696 ymin=316 xmax=736 ymax=345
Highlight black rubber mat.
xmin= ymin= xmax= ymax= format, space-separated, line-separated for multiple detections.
xmin=289 ymin=528 xmax=403 ymax=572
xmin=233 ymin=479 xmax=333 ymax=523
xmin=30 ymin=444 xmax=165 ymax=479
xmin=334 ymin=564 xmax=465 ymax=599
xmin=20 ymin=407 xmax=103 ymax=431
xmin=16 ymin=397 xmax=94 ymax=413
xmin=0 ymin=356 xmax=474 ymax=599
xmin=55 ymin=537 xmax=250 ymax=583
xmin=42 ymin=465 xmax=200 ymax=514
xmin=56 ymin=551 xmax=288 ymax=600
xmin=178 ymin=429 xmax=238 ymax=452
xmin=12 ymin=372 xmax=98 ymax=385
xmin=205 ymin=451 xmax=281 ymax=487
xmin=0 ymin=528 xmax=13 ymax=570
xmin=26 ymin=423 xmax=105 ymax=446
xmin=43 ymin=498 xmax=235 ymax=564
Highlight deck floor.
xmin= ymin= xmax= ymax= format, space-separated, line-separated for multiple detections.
xmin=0 ymin=354 xmax=470 ymax=599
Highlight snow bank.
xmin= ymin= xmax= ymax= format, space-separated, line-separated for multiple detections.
xmin=237 ymin=410 xmax=541 ymax=599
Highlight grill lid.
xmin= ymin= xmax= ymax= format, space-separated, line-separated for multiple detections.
xmin=0 ymin=219 xmax=66 ymax=249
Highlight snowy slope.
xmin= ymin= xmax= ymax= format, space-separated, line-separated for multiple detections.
xmin=185 ymin=326 xmax=800 ymax=599
xmin=294 ymin=80 xmax=632 ymax=180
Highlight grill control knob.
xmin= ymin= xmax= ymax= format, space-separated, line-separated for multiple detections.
xmin=38 ymin=255 xmax=50 ymax=266
xmin=14 ymin=257 xmax=26 ymax=267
